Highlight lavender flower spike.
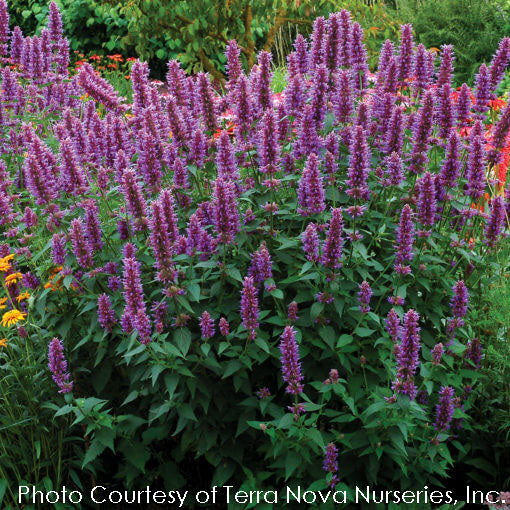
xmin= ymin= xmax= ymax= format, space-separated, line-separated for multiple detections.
xmin=199 ymin=311 xmax=215 ymax=340
xmin=48 ymin=337 xmax=73 ymax=393
xmin=279 ymin=325 xmax=303 ymax=395
xmin=323 ymin=443 xmax=340 ymax=488
xmin=392 ymin=309 xmax=421 ymax=400
xmin=297 ymin=153 xmax=325 ymax=216
xmin=434 ymin=386 xmax=455 ymax=432
xmin=394 ymin=205 xmax=415 ymax=275
xmin=358 ymin=281 xmax=373 ymax=313
xmin=240 ymin=276 xmax=259 ymax=340
xmin=321 ymin=208 xmax=344 ymax=270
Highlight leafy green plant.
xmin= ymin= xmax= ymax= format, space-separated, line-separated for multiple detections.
xmin=396 ymin=0 xmax=510 ymax=84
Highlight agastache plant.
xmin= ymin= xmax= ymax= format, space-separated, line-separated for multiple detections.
xmin=0 ymin=2 xmax=507 ymax=493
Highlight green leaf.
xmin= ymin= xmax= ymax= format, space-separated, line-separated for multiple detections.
xmin=175 ymin=328 xmax=191 ymax=357
xmin=226 ymin=267 xmax=242 ymax=282
xmin=337 ymin=334 xmax=353 ymax=348
xmin=306 ymin=428 xmax=325 ymax=449
xmin=254 ymin=336 xmax=270 ymax=353
xmin=187 ymin=283 xmax=201 ymax=302
xmin=285 ymin=451 xmax=301 ymax=480
xmin=355 ymin=327 xmax=375 ymax=338
xmin=222 ymin=360 xmax=243 ymax=378
xmin=82 ymin=439 xmax=106 ymax=468
xmin=95 ymin=428 xmax=115 ymax=452
xmin=310 ymin=302 xmax=324 ymax=320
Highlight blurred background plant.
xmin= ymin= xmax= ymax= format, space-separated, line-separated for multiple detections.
xmin=394 ymin=0 xmax=510 ymax=84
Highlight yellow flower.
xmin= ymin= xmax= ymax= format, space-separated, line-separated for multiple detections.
xmin=1 ymin=309 xmax=26 ymax=327
xmin=5 ymin=272 xmax=23 ymax=286
xmin=0 ymin=254 xmax=14 ymax=272
xmin=0 ymin=297 xmax=7 ymax=309
xmin=16 ymin=292 xmax=30 ymax=302
xmin=0 ymin=338 xmax=7 ymax=348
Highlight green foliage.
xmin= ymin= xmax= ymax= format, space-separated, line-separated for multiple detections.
xmin=465 ymin=241 xmax=510 ymax=487
xmin=396 ymin=0 xmax=510 ymax=84
xmin=0 ymin=330 xmax=78 ymax=507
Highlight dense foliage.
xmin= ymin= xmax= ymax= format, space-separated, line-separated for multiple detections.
xmin=396 ymin=0 xmax=510 ymax=85
xmin=8 ymin=0 xmax=403 ymax=79
xmin=0 ymin=1 xmax=509 ymax=507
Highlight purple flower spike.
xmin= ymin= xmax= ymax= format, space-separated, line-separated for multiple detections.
xmin=456 ymin=83 xmax=472 ymax=128
xmin=0 ymin=0 xmax=9 ymax=57
xmin=321 ymin=208 xmax=344 ymax=270
xmin=332 ymin=69 xmax=353 ymax=124
xmin=51 ymin=233 xmax=66 ymax=266
xmin=394 ymin=205 xmax=415 ymax=275
xmin=324 ymin=13 xmax=341 ymax=70
xmin=240 ymin=276 xmax=259 ymax=340
xmin=465 ymin=122 xmax=487 ymax=200
xmin=279 ymin=325 xmax=303 ymax=395
xmin=288 ymin=301 xmax=299 ymax=322
xmin=323 ymin=443 xmax=339 ymax=488
xmin=213 ymin=177 xmax=239 ymax=244
xmin=434 ymin=386 xmax=455 ymax=432
xmin=350 ymin=22 xmax=368 ymax=91
xmin=465 ymin=338 xmax=482 ymax=369
xmin=417 ymin=172 xmax=437 ymax=227
xmin=484 ymin=196 xmax=505 ymax=247
xmin=48 ymin=337 xmax=73 ymax=394
xmin=385 ymin=152 xmax=404 ymax=186
xmin=219 ymin=317 xmax=229 ymax=337
xmin=431 ymin=342 xmax=444 ymax=366
xmin=309 ymin=16 xmax=326 ymax=69
xmin=98 ymin=294 xmax=117 ymax=332
xmin=385 ymin=105 xmax=404 ymax=156
xmin=473 ymin=63 xmax=491 ymax=115
xmin=397 ymin=24 xmax=414 ymax=83
xmin=294 ymin=33 xmax=309 ymax=74
xmin=436 ymin=45 xmax=454 ymax=87
xmin=409 ymin=90 xmax=434 ymax=174
xmin=489 ymin=37 xmax=510 ymax=91
xmin=413 ymin=43 xmax=432 ymax=91
xmin=439 ymin=131 xmax=461 ymax=189
xmin=225 ymin=39 xmax=242 ymax=89
xmin=199 ymin=311 xmax=215 ymax=340
xmin=385 ymin=308 xmax=401 ymax=342
xmin=297 ymin=153 xmax=325 ymax=216
xmin=392 ymin=309 xmax=421 ymax=400
xmin=358 ymin=281 xmax=373 ymax=313
xmin=70 ymin=218 xmax=93 ymax=268
xmin=248 ymin=243 xmax=272 ymax=285
xmin=302 ymin=223 xmax=320 ymax=263
xmin=196 ymin=72 xmax=218 ymax=133
xmin=346 ymin=125 xmax=371 ymax=200
xmin=450 ymin=280 xmax=469 ymax=320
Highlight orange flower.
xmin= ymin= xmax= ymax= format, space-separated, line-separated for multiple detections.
xmin=0 ymin=254 xmax=14 ymax=272
xmin=0 ymin=338 xmax=7 ymax=348
xmin=5 ymin=272 xmax=22 ymax=286
xmin=108 ymin=54 xmax=124 ymax=62
xmin=107 ymin=63 xmax=118 ymax=70
xmin=0 ymin=297 xmax=7 ymax=309
xmin=1 ymin=309 xmax=26 ymax=327
xmin=16 ymin=291 xmax=30 ymax=302
xmin=126 ymin=57 xmax=137 ymax=62
xmin=89 ymin=54 xmax=102 ymax=61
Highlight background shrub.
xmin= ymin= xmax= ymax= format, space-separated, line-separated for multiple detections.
xmin=396 ymin=0 xmax=510 ymax=84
